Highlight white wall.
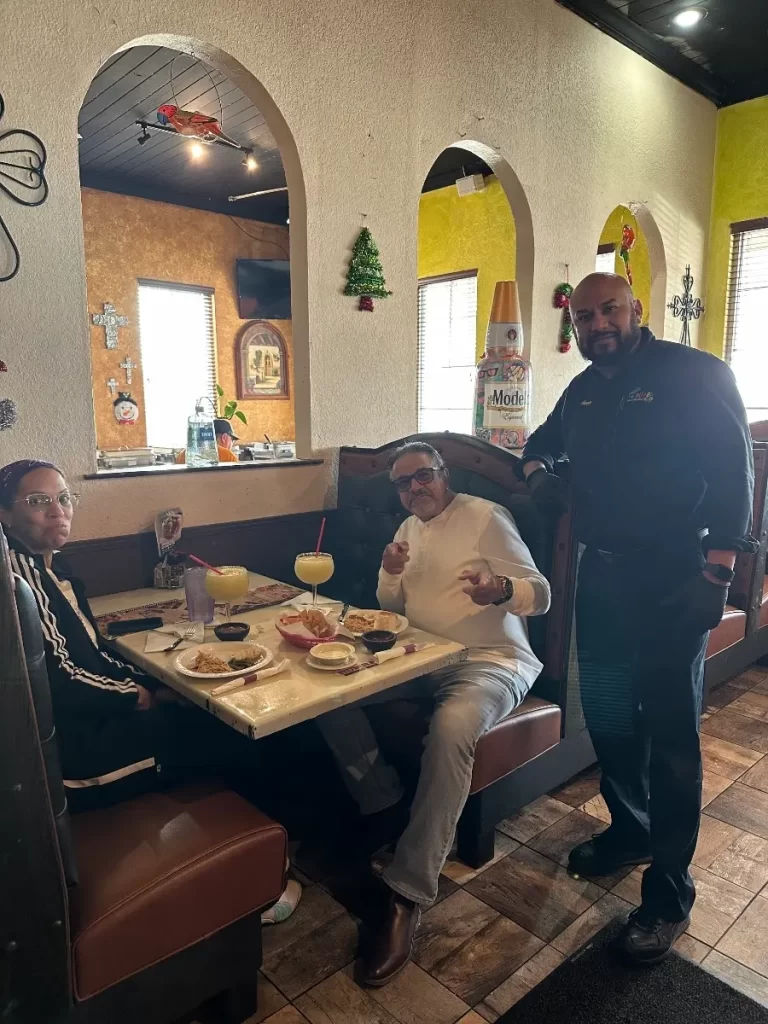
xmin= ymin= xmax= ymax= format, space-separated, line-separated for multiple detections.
xmin=0 ymin=0 xmax=717 ymax=539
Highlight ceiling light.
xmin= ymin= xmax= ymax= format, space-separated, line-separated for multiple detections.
xmin=189 ymin=141 xmax=205 ymax=160
xmin=244 ymin=154 xmax=258 ymax=172
xmin=672 ymin=8 xmax=706 ymax=28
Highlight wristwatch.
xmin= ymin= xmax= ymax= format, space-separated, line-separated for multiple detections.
xmin=492 ymin=575 xmax=515 ymax=606
xmin=704 ymin=562 xmax=735 ymax=587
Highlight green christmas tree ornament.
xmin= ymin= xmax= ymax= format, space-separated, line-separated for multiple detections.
xmin=344 ymin=227 xmax=392 ymax=311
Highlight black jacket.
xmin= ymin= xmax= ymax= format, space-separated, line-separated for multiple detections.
xmin=6 ymin=532 xmax=157 ymax=784
xmin=522 ymin=331 xmax=756 ymax=553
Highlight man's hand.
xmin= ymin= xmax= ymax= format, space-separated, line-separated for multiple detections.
xmin=459 ymin=570 xmax=506 ymax=606
xmin=382 ymin=541 xmax=410 ymax=575
xmin=526 ymin=468 xmax=568 ymax=518
xmin=135 ymin=683 xmax=155 ymax=711
xmin=661 ymin=574 xmax=729 ymax=634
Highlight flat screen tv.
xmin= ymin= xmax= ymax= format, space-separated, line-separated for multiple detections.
xmin=236 ymin=259 xmax=291 ymax=319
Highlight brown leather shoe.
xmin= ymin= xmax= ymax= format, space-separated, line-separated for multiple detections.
xmin=362 ymin=893 xmax=421 ymax=986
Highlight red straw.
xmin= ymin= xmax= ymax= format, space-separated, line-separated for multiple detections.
xmin=188 ymin=554 xmax=224 ymax=575
xmin=314 ymin=517 xmax=327 ymax=556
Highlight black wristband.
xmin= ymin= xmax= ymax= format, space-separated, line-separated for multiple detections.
xmin=492 ymin=575 xmax=515 ymax=606
xmin=704 ymin=562 xmax=735 ymax=585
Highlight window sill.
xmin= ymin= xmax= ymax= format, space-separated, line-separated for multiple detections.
xmin=85 ymin=458 xmax=323 ymax=480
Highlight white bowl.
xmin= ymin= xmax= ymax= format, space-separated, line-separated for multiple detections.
xmin=308 ymin=641 xmax=356 ymax=665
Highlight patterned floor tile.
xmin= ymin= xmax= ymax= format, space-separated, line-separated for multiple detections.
xmin=716 ymin=894 xmax=768 ymax=976
xmin=262 ymin=885 xmax=349 ymax=960
xmin=702 ymin=770 xmax=735 ymax=807
xmin=441 ymin=831 xmax=519 ymax=885
xmin=247 ymin=973 xmax=289 ymax=1023
xmin=709 ymin=832 xmax=768 ymax=893
xmin=527 ymin=809 xmax=606 ymax=869
xmin=549 ymin=892 xmax=631 ymax=956
xmin=465 ymin=845 xmax=603 ymax=942
xmin=707 ymin=782 xmax=768 ymax=840
xmin=496 ymin=796 xmax=574 ymax=843
xmin=477 ymin=946 xmax=566 ymax=1022
xmin=741 ymin=756 xmax=768 ymax=795
xmin=688 ymin=865 xmax=754 ymax=946
xmin=702 ymin=709 xmax=768 ymax=755
xmin=365 ymin=962 xmax=469 ymax=1024
xmin=702 ymin=950 xmax=768 ymax=1007
xmin=610 ymin=866 xmax=643 ymax=906
xmin=731 ymin=691 xmax=768 ymax=723
xmin=295 ymin=968 xmax=399 ymax=1024
xmin=260 ymin=1009 xmax=312 ymax=1024
xmin=700 ymin=734 xmax=763 ymax=781
xmin=706 ymin=682 xmax=750 ymax=711
xmin=456 ymin=1014 xmax=488 ymax=1024
xmin=579 ymin=794 xmax=611 ymax=824
xmin=262 ymin=908 xmax=360 ymax=1000
xmin=550 ymin=766 xmax=602 ymax=809
xmin=413 ymin=889 xmax=543 ymax=1006
xmin=692 ymin=814 xmax=743 ymax=869
xmin=674 ymin=933 xmax=711 ymax=963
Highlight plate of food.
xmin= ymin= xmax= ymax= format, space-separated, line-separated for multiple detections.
xmin=276 ymin=607 xmax=340 ymax=648
xmin=341 ymin=609 xmax=409 ymax=638
xmin=175 ymin=642 xmax=273 ymax=680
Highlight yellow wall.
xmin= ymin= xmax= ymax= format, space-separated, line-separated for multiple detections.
xmin=418 ymin=176 xmax=516 ymax=357
xmin=703 ymin=97 xmax=768 ymax=357
xmin=597 ymin=206 xmax=651 ymax=325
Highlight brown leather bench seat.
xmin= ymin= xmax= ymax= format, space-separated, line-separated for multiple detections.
xmin=69 ymin=782 xmax=286 ymax=1001
xmin=706 ymin=605 xmax=747 ymax=658
xmin=470 ymin=696 xmax=561 ymax=794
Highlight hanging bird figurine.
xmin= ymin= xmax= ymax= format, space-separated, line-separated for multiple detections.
xmin=156 ymin=104 xmax=238 ymax=145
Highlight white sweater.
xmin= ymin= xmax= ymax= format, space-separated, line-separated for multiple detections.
xmin=377 ymin=493 xmax=550 ymax=688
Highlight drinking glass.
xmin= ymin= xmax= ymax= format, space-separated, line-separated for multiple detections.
xmin=184 ymin=566 xmax=215 ymax=624
xmin=205 ymin=565 xmax=249 ymax=622
xmin=294 ymin=552 xmax=335 ymax=607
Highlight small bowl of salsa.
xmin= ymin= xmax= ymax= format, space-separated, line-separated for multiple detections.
xmin=214 ymin=622 xmax=251 ymax=643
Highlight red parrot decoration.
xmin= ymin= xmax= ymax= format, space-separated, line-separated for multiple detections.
xmin=156 ymin=104 xmax=237 ymax=145
xmin=619 ymin=224 xmax=636 ymax=286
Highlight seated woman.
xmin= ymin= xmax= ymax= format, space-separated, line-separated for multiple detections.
xmin=0 ymin=459 xmax=299 ymax=923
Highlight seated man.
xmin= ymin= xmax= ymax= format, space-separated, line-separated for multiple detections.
xmin=316 ymin=442 xmax=550 ymax=985
xmin=0 ymin=459 xmax=299 ymax=923
xmin=176 ymin=418 xmax=239 ymax=464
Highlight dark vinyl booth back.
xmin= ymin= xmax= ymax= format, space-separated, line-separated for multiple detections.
xmin=325 ymin=433 xmax=573 ymax=695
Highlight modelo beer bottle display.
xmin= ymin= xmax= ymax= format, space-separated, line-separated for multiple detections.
xmin=474 ymin=280 xmax=532 ymax=450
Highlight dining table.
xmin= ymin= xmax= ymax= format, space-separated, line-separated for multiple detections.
xmin=89 ymin=572 xmax=468 ymax=741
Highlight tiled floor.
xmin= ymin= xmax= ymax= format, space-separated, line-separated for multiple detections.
xmin=245 ymin=664 xmax=768 ymax=1024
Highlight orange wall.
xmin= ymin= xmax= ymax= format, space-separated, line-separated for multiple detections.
xmin=82 ymin=187 xmax=294 ymax=450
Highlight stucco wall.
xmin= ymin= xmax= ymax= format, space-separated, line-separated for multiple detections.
xmin=0 ymin=0 xmax=717 ymax=541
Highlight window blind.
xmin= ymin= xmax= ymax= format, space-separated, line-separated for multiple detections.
xmin=725 ymin=220 xmax=768 ymax=421
xmin=417 ymin=272 xmax=478 ymax=434
xmin=138 ymin=281 xmax=217 ymax=448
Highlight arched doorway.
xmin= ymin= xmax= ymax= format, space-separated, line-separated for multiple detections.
xmin=416 ymin=142 xmax=533 ymax=435
xmin=77 ymin=37 xmax=309 ymax=462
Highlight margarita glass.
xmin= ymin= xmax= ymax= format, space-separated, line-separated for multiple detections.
xmin=205 ymin=565 xmax=249 ymax=621
xmin=294 ymin=552 xmax=334 ymax=607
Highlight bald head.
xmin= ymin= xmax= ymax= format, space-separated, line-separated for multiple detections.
xmin=570 ymin=272 xmax=643 ymax=370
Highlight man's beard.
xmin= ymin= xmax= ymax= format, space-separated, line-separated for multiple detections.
xmin=580 ymin=323 xmax=642 ymax=367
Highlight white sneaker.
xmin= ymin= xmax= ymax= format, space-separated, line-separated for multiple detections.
xmin=261 ymin=878 xmax=302 ymax=925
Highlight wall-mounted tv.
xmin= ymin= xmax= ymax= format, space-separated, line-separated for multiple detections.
xmin=236 ymin=259 xmax=291 ymax=320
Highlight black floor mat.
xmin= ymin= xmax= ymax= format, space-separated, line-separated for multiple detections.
xmin=499 ymin=918 xmax=768 ymax=1024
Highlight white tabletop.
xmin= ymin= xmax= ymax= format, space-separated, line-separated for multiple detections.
xmin=90 ymin=574 xmax=467 ymax=741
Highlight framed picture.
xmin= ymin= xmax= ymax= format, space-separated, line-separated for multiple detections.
xmin=235 ymin=321 xmax=289 ymax=400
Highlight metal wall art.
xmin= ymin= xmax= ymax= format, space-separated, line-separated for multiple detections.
xmin=668 ymin=265 xmax=705 ymax=347
xmin=92 ymin=302 xmax=129 ymax=349
xmin=0 ymin=91 xmax=49 ymax=282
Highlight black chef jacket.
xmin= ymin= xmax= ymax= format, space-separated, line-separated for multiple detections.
xmin=521 ymin=330 xmax=756 ymax=554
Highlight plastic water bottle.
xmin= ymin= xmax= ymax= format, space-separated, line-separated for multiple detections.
xmin=186 ymin=401 xmax=219 ymax=467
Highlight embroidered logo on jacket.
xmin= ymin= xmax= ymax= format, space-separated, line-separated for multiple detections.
xmin=626 ymin=387 xmax=654 ymax=403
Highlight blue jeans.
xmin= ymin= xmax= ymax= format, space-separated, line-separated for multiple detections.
xmin=315 ymin=661 xmax=528 ymax=904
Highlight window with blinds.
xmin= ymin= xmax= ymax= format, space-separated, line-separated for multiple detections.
xmin=138 ymin=281 xmax=217 ymax=448
xmin=417 ymin=272 xmax=478 ymax=434
xmin=725 ymin=220 xmax=768 ymax=421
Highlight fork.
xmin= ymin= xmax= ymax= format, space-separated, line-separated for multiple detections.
xmin=161 ymin=626 xmax=196 ymax=653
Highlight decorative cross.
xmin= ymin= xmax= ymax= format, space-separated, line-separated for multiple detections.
xmin=92 ymin=302 xmax=128 ymax=349
xmin=119 ymin=356 xmax=137 ymax=385
xmin=106 ymin=377 xmax=118 ymax=397
xmin=667 ymin=265 xmax=704 ymax=347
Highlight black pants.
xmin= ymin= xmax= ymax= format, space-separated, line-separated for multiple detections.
xmin=65 ymin=703 xmax=266 ymax=812
xmin=575 ymin=544 xmax=708 ymax=921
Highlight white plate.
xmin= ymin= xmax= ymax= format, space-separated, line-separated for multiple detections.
xmin=305 ymin=652 xmax=357 ymax=672
xmin=175 ymin=642 xmax=273 ymax=680
xmin=341 ymin=610 xmax=409 ymax=637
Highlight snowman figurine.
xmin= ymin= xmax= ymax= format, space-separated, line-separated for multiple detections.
xmin=113 ymin=392 xmax=140 ymax=426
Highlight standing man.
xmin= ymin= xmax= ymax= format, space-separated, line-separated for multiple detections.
xmin=520 ymin=273 xmax=755 ymax=964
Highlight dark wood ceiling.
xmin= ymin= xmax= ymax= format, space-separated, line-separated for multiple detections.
xmin=78 ymin=46 xmax=288 ymax=224
xmin=557 ymin=0 xmax=768 ymax=106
